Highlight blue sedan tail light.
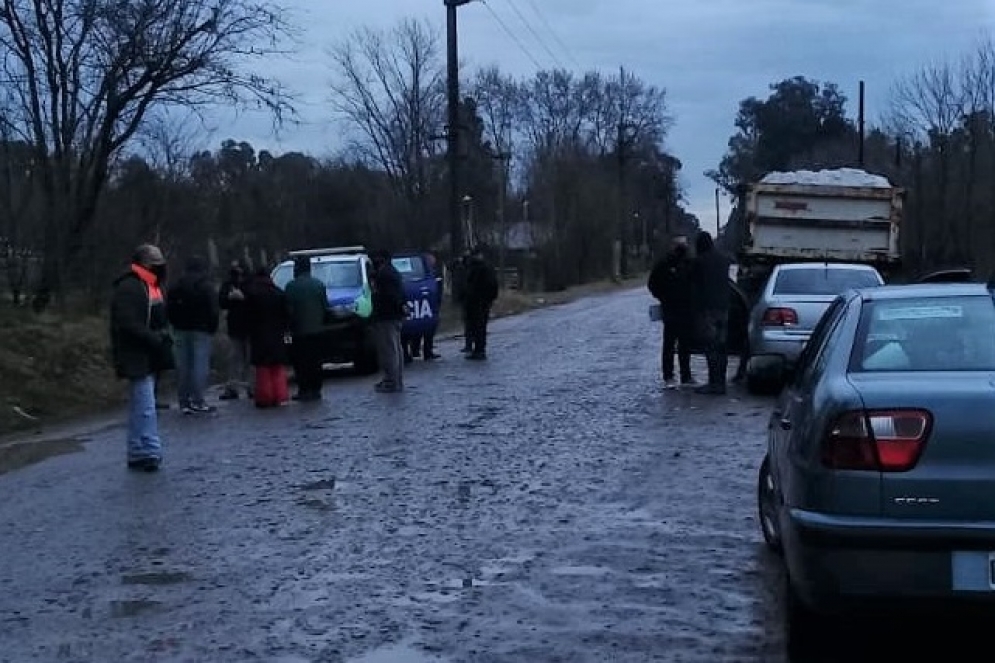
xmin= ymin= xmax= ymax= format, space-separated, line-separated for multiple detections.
xmin=821 ymin=409 xmax=932 ymax=472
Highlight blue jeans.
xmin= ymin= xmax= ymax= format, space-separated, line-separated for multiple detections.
xmin=127 ymin=376 xmax=161 ymax=462
xmin=174 ymin=331 xmax=212 ymax=406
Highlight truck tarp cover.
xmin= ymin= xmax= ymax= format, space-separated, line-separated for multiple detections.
xmin=760 ymin=168 xmax=892 ymax=188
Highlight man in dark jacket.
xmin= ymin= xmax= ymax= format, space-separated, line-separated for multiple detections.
xmin=285 ymin=256 xmax=329 ymax=401
xmin=166 ymin=255 xmax=220 ymax=414
xmin=690 ymin=231 xmax=732 ymax=395
xmin=219 ymin=260 xmax=252 ymax=400
xmin=647 ymin=235 xmax=695 ymax=388
xmin=463 ymin=245 xmax=499 ymax=360
xmin=110 ymin=244 xmax=174 ymax=472
xmin=370 ymin=248 xmax=406 ymax=392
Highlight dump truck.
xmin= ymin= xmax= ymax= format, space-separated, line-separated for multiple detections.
xmin=735 ymin=168 xmax=904 ymax=297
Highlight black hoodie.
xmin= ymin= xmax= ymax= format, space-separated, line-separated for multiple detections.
xmin=166 ymin=256 xmax=220 ymax=333
xmin=690 ymin=232 xmax=731 ymax=312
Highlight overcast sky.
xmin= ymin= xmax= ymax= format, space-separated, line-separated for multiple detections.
xmin=210 ymin=0 xmax=994 ymax=227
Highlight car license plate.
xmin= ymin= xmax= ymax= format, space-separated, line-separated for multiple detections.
xmin=951 ymin=551 xmax=995 ymax=591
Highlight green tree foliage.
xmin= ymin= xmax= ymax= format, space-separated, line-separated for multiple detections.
xmin=707 ymin=76 xmax=854 ymax=193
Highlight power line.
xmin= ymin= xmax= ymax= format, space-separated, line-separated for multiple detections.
xmin=519 ymin=0 xmax=582 ymax=69
xmin=480 ymin=0 xmax=544 ymax=71
xmin=501 ymin=0 xmax=564 ymax=69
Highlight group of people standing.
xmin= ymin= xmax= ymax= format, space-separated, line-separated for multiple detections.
xmin=108 ymin=244 xmax=419 ymax=472
xmin=647 ymin=230 xmax=733 ymax=396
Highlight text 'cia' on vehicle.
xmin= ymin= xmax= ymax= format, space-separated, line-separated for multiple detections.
xmin=757 ymin=281 xmax=995 ymax=654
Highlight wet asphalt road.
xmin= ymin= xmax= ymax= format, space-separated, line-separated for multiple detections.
xmin=0 ymin=287 xmax=984 ymax=662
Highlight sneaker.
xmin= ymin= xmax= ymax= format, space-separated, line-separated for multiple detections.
xmin=663 ymin=378 xmax=677 ymax=390
xmin=466 ymin=351 xmax=487 ymax=361
xmin=186 ymin=403 xmax=217 ymax=414
xmin=679 ymin=377 xmax=697 ymax=388
xmin=219 ymin=389 xmax=239 ymax=401
xmin=375 ymin=382 xmax=401 ymax=393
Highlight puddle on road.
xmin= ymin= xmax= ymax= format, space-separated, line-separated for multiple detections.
xmin=121 ymin=571 xmax=192 ymax=586
xmin=109 ymin=599 xmax=163 ymax=618
xmin=347 ymin=642 xmax=449 ymax=663
xmin=0 ymin=437 xmax=84 ymax=476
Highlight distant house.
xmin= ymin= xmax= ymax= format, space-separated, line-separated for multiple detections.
xmin=431 ymin=221 xmax=551 ymax=256
xmin=479 ymin=221 xmax=550 ymax=255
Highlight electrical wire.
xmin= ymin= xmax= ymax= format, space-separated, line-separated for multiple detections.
xmin=519 ymin=0 xmax=582 ymax=69
xmin=480 ymin=0 xmax=544 ymax=71
xmin=501 ymin=0 xmax=565 ymax=69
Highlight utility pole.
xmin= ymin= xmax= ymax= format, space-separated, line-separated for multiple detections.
xmin=857 ymin=80 xmax=866 ymax=167
xmin=616 ymin=118 xmax=637 ymax=279
xmin=445 ymin=0 xmax=473 ymax=260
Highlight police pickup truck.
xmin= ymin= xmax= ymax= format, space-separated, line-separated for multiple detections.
xmin=271 ymin=246 xmax=441 ymax=373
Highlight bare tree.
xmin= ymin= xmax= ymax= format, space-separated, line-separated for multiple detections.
xmin=329 ymin=17 xmax=445 ymax=226
xmin=0 ymin=119 xmax=37 ymax=303
xmin=132 ymin=110 xmax=206 ymax=248
xmin=890 ymin=60 xmax=965 ymax=138
xmin=471 ymin=66 xmax=519 ymax=156
xmin=0 ymin=0 xmax=295 ymax=303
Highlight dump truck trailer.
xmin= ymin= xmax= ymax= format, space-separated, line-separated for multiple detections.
xmin=736 ymin=168 xmax=904 ymax=297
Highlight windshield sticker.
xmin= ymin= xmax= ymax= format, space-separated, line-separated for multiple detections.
xmin=392 ymin=257 xmax=414 ymax=272
xmin=877 ymin=305 xmax=963 ymax=321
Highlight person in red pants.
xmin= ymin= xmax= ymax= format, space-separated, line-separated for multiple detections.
xmin=244 ymin=267 xmax=291 ymax=408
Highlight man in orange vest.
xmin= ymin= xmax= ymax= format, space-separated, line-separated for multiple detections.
xmin=110 ymin=244 xmax=175 ymax=471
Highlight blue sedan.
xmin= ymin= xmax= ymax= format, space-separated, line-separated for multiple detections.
xmin=757 ymin=282 xmax=995 ymax=652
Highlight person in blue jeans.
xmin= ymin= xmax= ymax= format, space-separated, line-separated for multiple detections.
xmin=166 ymin=255 xmax=220 ymax=414
xmin=109 ymin=244 xmax=174 ymax=471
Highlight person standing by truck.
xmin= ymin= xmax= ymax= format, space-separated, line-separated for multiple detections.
xmin=648 ymin=236 xmax=695 ymax=388
xmin=285 ymin=256 xmax=328 ymax=402
xmin=690 ymin=231 xmax=731 ymax=395
xmin=370 ymin=249 xmax=406 ymax=392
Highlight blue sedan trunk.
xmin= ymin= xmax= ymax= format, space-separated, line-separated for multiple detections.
xmin=849 ymin=371 xmax=995 ymax=521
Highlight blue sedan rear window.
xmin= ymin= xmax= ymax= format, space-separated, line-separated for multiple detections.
xmin=854 ymin=295 xmax=995 ymax=372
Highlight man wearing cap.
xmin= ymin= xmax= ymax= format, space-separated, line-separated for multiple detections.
xmin=463 ymin=245 xmax=499 ymax=360
xmin=110 ymin=244 xmax=174 ymax=472
xmin=370 ymin=248 xmax=406 ymax=392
